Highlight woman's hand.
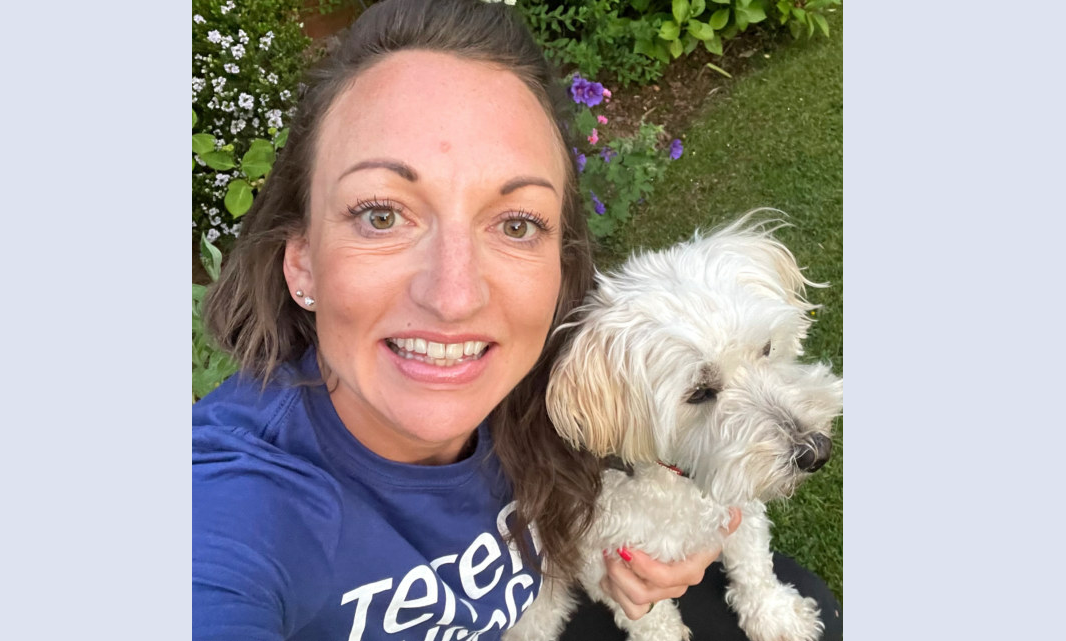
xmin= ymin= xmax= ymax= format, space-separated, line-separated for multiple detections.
xmin=598 ymin=507 xmax=742 ymax=620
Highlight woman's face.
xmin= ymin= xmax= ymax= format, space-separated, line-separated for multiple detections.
xmin=285 ymin=51 xmax=567 ymax=465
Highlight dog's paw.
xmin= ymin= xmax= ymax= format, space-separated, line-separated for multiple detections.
xmin=729 ymin=584 xmax=824 ymax=641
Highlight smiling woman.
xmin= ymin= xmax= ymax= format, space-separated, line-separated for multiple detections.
xmin=283 ymin=50 xmax=567 ymax=465
xmin=195 ymin=0 xmax=604 ymax=638
xmin=193 ymin=1 xmax=825 ymax=640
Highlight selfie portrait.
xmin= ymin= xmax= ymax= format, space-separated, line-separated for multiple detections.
xmin=191 ymin=1 xmax=843 ymax=639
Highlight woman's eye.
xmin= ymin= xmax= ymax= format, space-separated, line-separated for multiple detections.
xmin=366 ymin=208 xmax=397 ymax=230
xmin=348 ymin=199 xmax=404 ymax=232
xmin=501 ymin=218 xmax=537 ymax=240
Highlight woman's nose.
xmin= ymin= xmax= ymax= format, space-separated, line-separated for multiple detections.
xmin=410 ymin=228 xmax=489 ymax=322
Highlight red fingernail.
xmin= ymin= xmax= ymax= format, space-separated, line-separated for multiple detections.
xmin=616 ymin=547 xmax=633 ymax=562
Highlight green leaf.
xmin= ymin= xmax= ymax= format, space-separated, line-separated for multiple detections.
xmin=813 ymin=12 xmax=830 ymax=37
xmin=225 ymin=179 xmax=254 ymax=218
xmin=776 ymin=0 xmax=791 ymax=15
xmin=736 ymin=4 xmax=766 ymax=24
xmin=659 ymin=20 xmax=680 ymax=41
xmin=807 ymin=11 xmax=815 ymax=36
xmin=668 ymin=37 xmax=684 ymax=58
xmin=690 ymin=0 xmax=706 ymax=17
xmin=241 ymin=139 xmax=276 ymax=180
xmin=738 ymin=0 xmax=752 ymax=6
xmin=634 ymin=37 xmax=658 ymax=58
xmin=575 ymin=109 xmax=598 ymax=135
xmin=687 ymin=19 xmax=714 ymax=40
xmin=709 ymin=0 xmax=730 ymax=4
xmin=735 ymin=9 xmax=749 ymax=30
xmin=683 ymin=33 xmax=700 ymax=54
xmin=672 ymin=0 xmax=690 ymax=24
xmin=788 ymin=18 xmax=803 ymax=38
xmin=192 ymin=283 xmax=207 ymax=306
xmin=631 ymin=0 xmax=651 ymax=11
xmin=793 ymin=7 xmax=807 ymax=21
xmin=199 ymin=234 xmax=224 ymax=282
xmin=705 ymin=61 xmax=732 ymax=78
xmin=199 ymin=150 xmax=236 ymax=171
xmin=274 ymin=127 xmax=290 ymax=150
xmin=709 ymin=7 xmax=730 ymax=29
xmin=703 ymin=33 xmax=723 ymax=55
xmin=192 ymin=109 xmax=198 ymax=129
xmin=192 ymin=133 xmax=215 ymax=156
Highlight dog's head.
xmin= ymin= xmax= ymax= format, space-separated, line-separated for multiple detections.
xmin=546 ymin=217 xmax=843 ymax=503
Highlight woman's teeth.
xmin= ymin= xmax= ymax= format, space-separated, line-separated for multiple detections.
xmin=387 ymin=338 xmax=489 ymax=366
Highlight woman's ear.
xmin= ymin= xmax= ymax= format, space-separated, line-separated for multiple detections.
xmin=283 ymin=235 xmax=314 ymax=300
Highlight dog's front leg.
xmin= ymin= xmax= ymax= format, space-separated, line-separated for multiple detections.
xmin=502 ymin=574 xmax=577 ymax=641
xmin=720 ymin=502 xmax=824 ymax=641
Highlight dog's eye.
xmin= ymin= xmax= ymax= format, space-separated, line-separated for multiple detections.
xmin=686 ymin=386 xmax=718 ymax=404
xmin=762 ymin=341 xmax=772 ymax=357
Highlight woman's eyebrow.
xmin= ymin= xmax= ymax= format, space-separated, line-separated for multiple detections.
xmin=339 ymin=159 xmax=418 ymax=182
xmin=500 ymin=176 xmax=557 ymax=195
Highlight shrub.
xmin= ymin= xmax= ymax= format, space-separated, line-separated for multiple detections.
xmin=518 ymin=0 xmax=841 ymax=87
xmin=567 ymin=74 xmax=681 ymax=238
xmin=192 ymin=235 xmax=238 ymax=402
xmin=191 ymin=0 xmax=315 ymax=251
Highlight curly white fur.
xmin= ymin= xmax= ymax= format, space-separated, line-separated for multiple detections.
xmin=505 ymin=215 xmax=843 ymax=641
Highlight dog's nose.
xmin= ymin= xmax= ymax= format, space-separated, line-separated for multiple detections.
xmin=794 ymin=434 xmax=832 ymax=472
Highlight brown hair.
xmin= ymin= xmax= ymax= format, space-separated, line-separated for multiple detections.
xmin=203 ymin=0 xmax=601 ymax=578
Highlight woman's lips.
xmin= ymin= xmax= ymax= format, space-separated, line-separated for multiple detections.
xmin=383 ymin=338 xmax=494 ymax=385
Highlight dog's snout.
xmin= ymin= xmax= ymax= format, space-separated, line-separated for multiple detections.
xmin=794 ymin=433 xmax=832 ymax=472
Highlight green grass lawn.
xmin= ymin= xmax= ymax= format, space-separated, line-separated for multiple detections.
xmin=599 ymin=8 xmax=844 ymax=601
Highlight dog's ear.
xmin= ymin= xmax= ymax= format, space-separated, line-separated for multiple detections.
xmin=546 ymin=319 xmax=659 ymax=463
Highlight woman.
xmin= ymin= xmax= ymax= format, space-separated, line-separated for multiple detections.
xmin=193 ymin=1 xmax=841 ymax=639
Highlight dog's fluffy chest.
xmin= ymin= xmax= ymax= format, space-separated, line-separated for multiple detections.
xmin=587 ymin=466 xmax=734 ymax=563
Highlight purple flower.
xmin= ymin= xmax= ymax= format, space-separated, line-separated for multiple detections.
xmin=569 ymin=73 xmax=605 ymax=108
xmin=669 ymin=138 xmax=684 ymax=160
xmin=599 ymin=147 xmax=617 ymax=163
xmin=576 ymin=153 xmax=586 ymax=173
xmin=590 ymin=191 xmax=606 ymax=215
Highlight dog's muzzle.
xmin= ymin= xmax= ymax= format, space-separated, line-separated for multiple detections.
xmin=793 ymin=433 xmax=832 ymax=472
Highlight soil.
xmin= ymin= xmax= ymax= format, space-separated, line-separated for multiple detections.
xmin=192 ymin=19 xmax=781 ymax=285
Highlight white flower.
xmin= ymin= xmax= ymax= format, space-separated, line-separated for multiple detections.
xmin=207 ymin=30 xmax=222 ymax=44
xmin=259 ymin=31 xmax=274 ymax=50
xmin=223 ymin=63 xmax=239 ymax=74
xmin=221 ymin=35 xmax=234 ymax=49
xmin=193 ymin=14 xmax=205 ymax=24
xmin=230 ymin=222 xmax=242 ymax=237
xmin=266 ymin=109 xmax=283 ymax=129
xmin=231 ymin=119 xmax=246 ymax=134
xmin=220 ymin=0 xmax=235 ymax=15
xmin=238 ymin=29 xmax=249 ymax=44
xmin=221 ymin=101 xmax=235 ymax=113
xmin=206 ymin=228 xmax=220 ymax=243
xmin=267 ymin=72 xmax=278 ymax=85
xmin=213 ymin=174 xmax=231 ymax=188
xmin=238 ymin=93 xmax=254 ymax=110
xmin=279 ymin=89 xmax=291 ymax=101
xmin=211 ymin=76 xmax=227 ymax=93
xmin=208 ymin=207 xmax=220 ymax=216
xmin=231 ymin=44 xmax=245 ymax=60
xmin=210 ymin=215 xmax=222 ymax=226
xmin=192 ymin=77 xmax=206 ymax=96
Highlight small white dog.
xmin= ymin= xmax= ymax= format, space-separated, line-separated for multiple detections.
xmin=505 ymin=217 xmax=843 ymax=641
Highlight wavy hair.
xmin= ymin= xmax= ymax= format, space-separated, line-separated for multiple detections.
xmin=203 ymin=0 xmax=602 ymax=578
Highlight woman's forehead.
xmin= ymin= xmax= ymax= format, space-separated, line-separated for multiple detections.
xmin=313 ymin=51 xmax=566 ymax=184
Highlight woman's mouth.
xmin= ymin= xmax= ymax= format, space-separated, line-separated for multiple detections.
xmin=385 ymin=337 xmax=490 ymax=367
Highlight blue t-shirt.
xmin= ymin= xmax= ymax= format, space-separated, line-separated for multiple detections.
xmin=192 ymin=349 xmax=541 ymax=641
